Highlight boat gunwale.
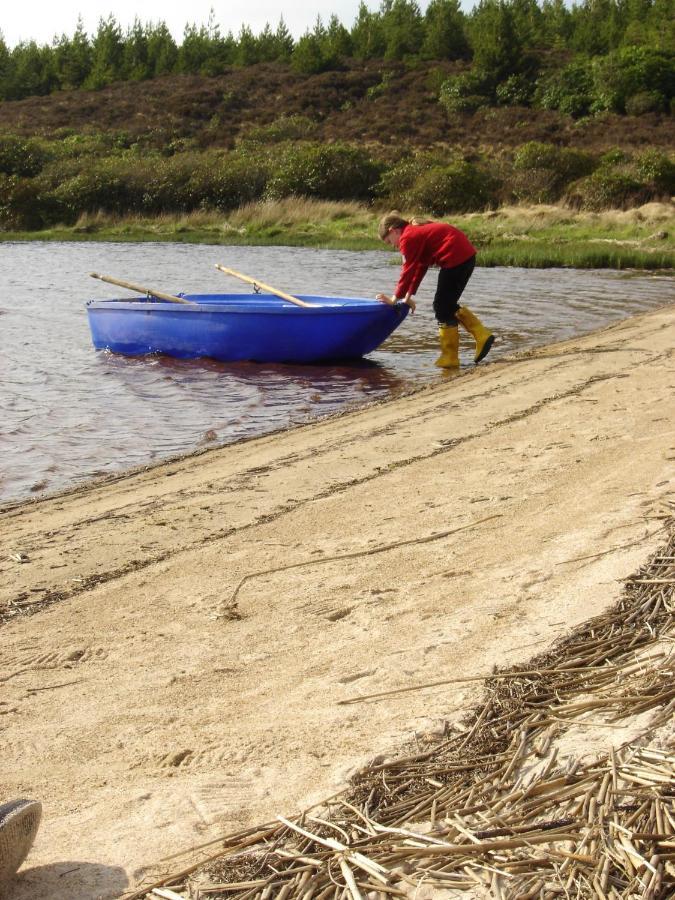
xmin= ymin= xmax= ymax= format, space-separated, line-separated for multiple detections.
xmin=86 ymin=295 xmax=400 ymax=316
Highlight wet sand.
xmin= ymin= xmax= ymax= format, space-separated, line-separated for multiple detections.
xmin=1 ymin=304 xmax=673 ymax=899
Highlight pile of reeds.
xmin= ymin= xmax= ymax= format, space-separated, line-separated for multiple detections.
xmin=128 ymin=513 xmax=674 ymax=900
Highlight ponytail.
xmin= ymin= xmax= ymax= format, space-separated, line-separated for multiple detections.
xmin=378 ymin=211 xmax=409 ymax=241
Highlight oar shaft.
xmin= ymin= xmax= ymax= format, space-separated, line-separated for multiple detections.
xmin=215 ymin=264 xmax=312 ymax=308
xmin=89 ymin=272 xmax=193 ymax=305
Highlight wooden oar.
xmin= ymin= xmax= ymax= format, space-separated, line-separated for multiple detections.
xmin=89 ymin=272 xmax=195 ymax=305
xmin=215 ymin=264 xmax=314 ymax=308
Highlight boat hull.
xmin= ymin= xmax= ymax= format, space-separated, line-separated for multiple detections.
xmin=86 ymin=293 xmax=409 ymax=364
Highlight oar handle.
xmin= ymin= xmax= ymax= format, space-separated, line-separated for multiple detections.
xmin=89 ymin=272 xmax=194 ymax=305
xmin=215 ymin=264 xmax=313 ymax=308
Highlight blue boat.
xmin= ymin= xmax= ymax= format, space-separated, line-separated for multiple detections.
xmin=86 ymin=293 xmax=410 ymax=364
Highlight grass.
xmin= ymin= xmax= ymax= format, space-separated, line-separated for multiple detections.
xmin=2 ymin=199 xmax=674 ymax=270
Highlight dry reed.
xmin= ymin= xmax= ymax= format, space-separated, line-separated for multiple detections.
xmin=125 ymin=513 xmax=674 ymax=900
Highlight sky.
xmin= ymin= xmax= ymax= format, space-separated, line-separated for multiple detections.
xmin=0 ymin=0 xmax=475 ymax=49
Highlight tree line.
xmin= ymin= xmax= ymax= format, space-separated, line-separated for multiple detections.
xmin=0 ymin=0 xmax=672 ymax=108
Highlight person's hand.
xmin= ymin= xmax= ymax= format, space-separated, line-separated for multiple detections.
xmin=375 ymin=293 xmax=396 ymax=305
xmin=404 ymin=294 xmax=416 ymax=313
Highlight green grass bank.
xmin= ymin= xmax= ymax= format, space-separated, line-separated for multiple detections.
xmin=3 ymin=199 xmax=674 ymax=270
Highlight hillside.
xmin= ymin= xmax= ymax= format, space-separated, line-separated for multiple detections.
xmin=1 ymin=60 xmax=673 ymax=153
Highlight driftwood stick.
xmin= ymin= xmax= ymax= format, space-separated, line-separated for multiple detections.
xmin=338 ymin=664 xmax=626 ymax=705
xmin=227 ymin=514 xmax=502 ymax=611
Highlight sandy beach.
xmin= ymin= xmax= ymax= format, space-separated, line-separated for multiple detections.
xmin=1 ymin=304 xmax=673 ymax=900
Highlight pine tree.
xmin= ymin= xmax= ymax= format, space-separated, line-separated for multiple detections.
xmin=273 ymin=18 xmax=295 ymax=62
xmin=351 ymin=2 xmax=386 ymax=59
xmin=291 ymin=31 xmax=326 ymax=74
xmin=146 ymin=22 xmax=178 ymax=77
xmin=178 ymin=23 xmax=211 ymax=74
xmin=421 ymin=0 xmax=470 ymax=60
xmin=510 ymin=0 xmax=544 ymax=47
xmin=325 ymin=14 xmax=353 ymax=59
xmin=570 ymin=0 xmax=617 ymax=55
xmin=53 ymin=18 xmax=92 ymax=90
xmin=6 ymin=41 xmax=56 ymax=98
xmin=237 ymin=25 xmax=260 ymax=66
xmin=381 ymin=0 xmax=425 ymax=60
xmin=86 ymin=15 xmax=124 ymax=88
xmin=468 ymin=0 xmax=527 ymax=84
xmin=123 ymin=19 xmax=150 ymax=81
xmin=540 ymin=0 xmax=573 ymax=48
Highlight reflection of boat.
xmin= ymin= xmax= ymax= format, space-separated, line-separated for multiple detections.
xmin=86 ymin=294 xmax=409 ymax=364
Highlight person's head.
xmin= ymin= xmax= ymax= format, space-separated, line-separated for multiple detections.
xmin=378 ymin=211 xmax=409 ymax=248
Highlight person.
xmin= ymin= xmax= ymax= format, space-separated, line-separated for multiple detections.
xmin=376 ymin=212 xmax=494 ymax=368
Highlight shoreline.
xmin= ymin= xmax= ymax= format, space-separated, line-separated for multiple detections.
xmin=1 ymin=200 xmax=674 ymax=271
xmin=1 ymin=305 xmax=674 ymax=899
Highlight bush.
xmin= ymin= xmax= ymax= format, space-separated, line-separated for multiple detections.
xmin=376 ymin=151 xmax=445 ymax=204
xmin=439 ymin=72 xmax=492 ymax=114
xmin=405 ymin=160 xmax=500 ymax=214
xmin=243 ymin=115 xmax=318 ymax=144
xmin=0 ymin=134 xmax=51 ymax=176
xmin=45 ymin=156 xmax=150 ymax=220
xmin=265 ymin=143 xmax=381 ymax=201
xmin=591 ymin=47 xmax=675 ymax=114
xmin=624 ymin=90 xmax=668 ymax=116
xmin=509 ymin=141 xmax=596 ymax=202
xmin=534 ymin=61 xmax=594 ymax=118
xmin=0 ymin=175 xmax=52 ymax=229
xmin=565 ymin=170 xmax=647 ymax=211
xmin=495 ymin=74 xmax=534 ymax=107
xmin=635 ymin=150 xmax=675 ymax=196
xmin=186 ymin=153 xmax=269 ymax=210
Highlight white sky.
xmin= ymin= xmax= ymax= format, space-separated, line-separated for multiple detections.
xmin=1 ymin=0 xmax=474 ymax=48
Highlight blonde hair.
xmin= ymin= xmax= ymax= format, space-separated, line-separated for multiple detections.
xmin=378 ymin=211 xmax=408 ymax=241
xmin=377 ymin=211 xmax=433 ymax=241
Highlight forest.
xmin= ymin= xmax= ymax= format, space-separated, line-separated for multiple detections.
xmin=1 ymin=0 xmax=672 ymax=115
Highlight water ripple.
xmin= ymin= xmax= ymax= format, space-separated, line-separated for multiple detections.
xmin=0 ymin=241 xmax=672 ymax=503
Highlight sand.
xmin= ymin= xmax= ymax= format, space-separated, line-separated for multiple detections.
xmin=1 ymin=305 xmax=673 ymax=900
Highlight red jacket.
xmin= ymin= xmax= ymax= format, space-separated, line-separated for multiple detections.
xmin=394 ymin=222 xmax=476 ymax=298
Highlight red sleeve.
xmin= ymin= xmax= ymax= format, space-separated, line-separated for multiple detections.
xmin=394 ymin=228 xmax=428 ymax=297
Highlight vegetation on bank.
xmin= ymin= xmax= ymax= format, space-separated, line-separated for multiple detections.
xmin=1 ymin=128 xmax=673 ymax=232
xmin=3 ymin=198 xmax=673 ymax=271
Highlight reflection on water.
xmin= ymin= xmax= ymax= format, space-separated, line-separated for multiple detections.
xmin=1 ymin=240 xmax=672 ymax=503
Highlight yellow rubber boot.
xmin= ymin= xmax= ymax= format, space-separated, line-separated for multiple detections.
xmin=456 ymin=306 xmax=494 ymax=364
xmin=434 ymin=324 xmax=460 ymax=368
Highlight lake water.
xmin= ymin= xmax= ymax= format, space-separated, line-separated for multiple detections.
xmin=1 ymin=241 xmax=672 ymax=505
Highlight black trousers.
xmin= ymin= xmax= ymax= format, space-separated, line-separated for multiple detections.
xmin=433 ymin=255 xmax=476 ymax=326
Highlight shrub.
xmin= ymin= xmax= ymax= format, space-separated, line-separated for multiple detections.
xmin=509 ymin=141 xmax=596 ymax=202
xmin=439 ymin=72 xmax=492 ymax=114
xmin=0 ymin=134 xmax=51 ymax=176
xmin=565 ymin=170 xmax=647 ymax=211
xmin=534 ymin=61 xmax=594 ymax=118
xmin=624 ymin=90 xmax=668 ymax=116
xmin=591 ymin=47 xmax=675 ymax=114
xmin=136 ymin=155 xmax=195 ymax=212
xmin=599 ymin=148 xmax=628 ymax=167
xmin=243 ymin=115 xmax=318 ymax=144
xmin=635 ymin=150 xmax=675 ymax=196
xmin=405 ymin=160 xmax=500 ymax=214
xmin=266 ymin=143 xmax=381 ymax=201
xmin=0 ymin=175 xmax=49 ymax=229
xmin=376 ymin=151 xmax=445 ymax=204
xmin=187 ymin=153 xmax=269 ymax=210
xmin=495 ymin=74 xmax=534 ymax=107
